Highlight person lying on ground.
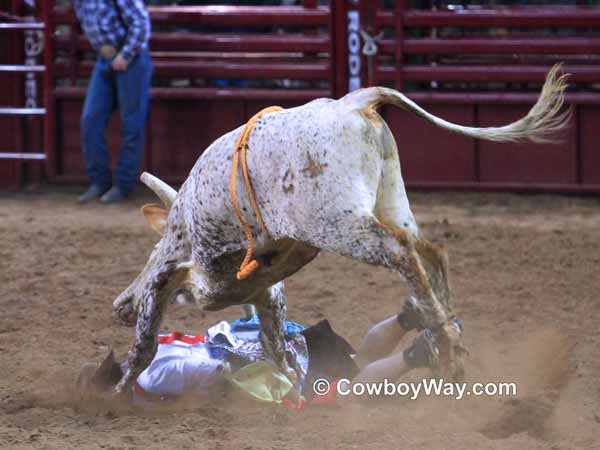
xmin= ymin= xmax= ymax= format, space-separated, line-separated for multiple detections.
xmin=78 ymin=298 xmax=462 ymax=407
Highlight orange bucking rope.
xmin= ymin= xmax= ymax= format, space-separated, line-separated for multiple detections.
xmin=230 ymin=106 xmax=283 ymax=280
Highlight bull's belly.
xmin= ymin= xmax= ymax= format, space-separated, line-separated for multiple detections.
xmin=199 ymin=239 xmax=320 ymax=311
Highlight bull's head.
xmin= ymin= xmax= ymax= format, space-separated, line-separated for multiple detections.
xmin=111 ymin=173 xmax=176 ymax=326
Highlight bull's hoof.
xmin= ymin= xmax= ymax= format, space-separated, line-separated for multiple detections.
xmin=435 ymin=319 xmax=467 ymax=381
xmin=77 ymin=350 xmax=124 ymax=395
xmin=76 ymin=362 xmax=101 ymax=397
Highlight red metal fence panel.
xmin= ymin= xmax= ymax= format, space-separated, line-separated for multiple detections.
xmin=356 ymin=1 xmax=600 ymax=193
xmin=42 ymin=1 xmax=346 ymax=184
xmin=0 ymin=0 xmax=46 ymax=189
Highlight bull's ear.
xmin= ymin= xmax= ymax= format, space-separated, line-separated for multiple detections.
xmin=141 ymin=203 xmax=168 ymax=236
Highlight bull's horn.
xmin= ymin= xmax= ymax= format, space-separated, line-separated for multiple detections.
xmin=140 ymin=172 xmax=177 ymax=210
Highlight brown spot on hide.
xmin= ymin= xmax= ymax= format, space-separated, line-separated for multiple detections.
xmin=282 ymin=167 xmax=295 ymax=194
xmin=301 ymin=152 xmax=328 ymax=179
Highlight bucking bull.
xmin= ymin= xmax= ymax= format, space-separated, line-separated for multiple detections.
xmin=111 ymin=65 xmax=569 ymax=395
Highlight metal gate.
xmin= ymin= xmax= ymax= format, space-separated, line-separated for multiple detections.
xmin=44 ymin=0 xmax=347 ymax=185
xmin=349 ymin=0 xmax=600 ymax=192
xmin=0 ymin=0 xmax=48 ymax=189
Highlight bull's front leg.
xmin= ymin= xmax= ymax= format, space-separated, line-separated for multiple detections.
xmin=114 ymin=265 xmax=178 ymax=395
xmin=254 ymin=282 xmax=298 ymax=384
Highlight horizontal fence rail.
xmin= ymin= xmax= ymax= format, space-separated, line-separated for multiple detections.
xmin=50 ymin=4 xmax=336 ymax=93
xmin=376 ymin=7 xmax=600 ymax=28
xmin=0 ymin=107 xmax=46 ymax=114
xmin=52 ymin=5 xmax=331 ymax=27
xmin=0 ymin=22 xmax=44 ymax=29
xmin=54 ymin=33 xmax=331 ymax=54
xmin=405 ymin=91 xmax=600 ymax=104
xmin=377 ymin=65 xmax=600 ymax=83
xmin=53 ymin=86 xmax=331 ymax=101
xmin=53 ymin=60 xmax=331 ymax=80
xmin=381 ymin=37 xmax=600 ymax=55
xmin=0 ymin=152 xmax=46 ymax=160
xmin=0 ymin=64 xmax=45 ymax=72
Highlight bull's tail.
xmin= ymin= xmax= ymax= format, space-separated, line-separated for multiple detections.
xmin=343 ymin=64 xmax=570 ymax=144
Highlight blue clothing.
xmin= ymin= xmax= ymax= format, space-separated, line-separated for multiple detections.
xmin=205 ymin=320 xmax=309 ymax=395
xmin=80 ymin=50 xmax=152 ymax=194
xmin=229 ymin=314 xmax=305 ymax=341
xmin=73 ymin=0 xmax=151 ymax=62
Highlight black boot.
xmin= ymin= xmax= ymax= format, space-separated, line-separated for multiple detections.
xmin=100 ymin=186 xmax=127 ymax=204
xmin=77 ymin=184 xmax=109 ymax=203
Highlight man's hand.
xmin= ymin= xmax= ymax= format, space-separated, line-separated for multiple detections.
xmin=111 ymin=53 xmax=129 ymax=72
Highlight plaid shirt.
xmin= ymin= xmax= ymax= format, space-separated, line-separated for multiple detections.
xmin=73 ymin=0 xmax=151 ymax=62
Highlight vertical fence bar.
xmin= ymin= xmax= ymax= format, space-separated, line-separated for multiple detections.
xmin=574 ymin=104 xmax=581 ymax=185
xmin=394 ymin=0 xmax=406 ymax=91
xmin=68 ymin=15 xmax=77 ymax=85
xmin=331 ymin=0 xmax=348 ymax=97
xmin=42 ymin=0 xmax=56 ymax=179
xmin=303 ymin=0 xmax=318 ymax=91
xmin=11 ymin=0 xmax=23 ymax=188
xmin=357 ymin=0 xmax=368 ymax=87
xmin=31 ymin=0 xmax=45 ymax=186
xmin=473 ymin=104 xmax=480 ymax=183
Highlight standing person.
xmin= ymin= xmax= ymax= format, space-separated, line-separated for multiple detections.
xmin=74 ymin=0 xmax=153 ymax=204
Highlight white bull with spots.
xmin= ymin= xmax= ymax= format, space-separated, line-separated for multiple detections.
xmin=112 ymin=65 xmax=569 ymax=394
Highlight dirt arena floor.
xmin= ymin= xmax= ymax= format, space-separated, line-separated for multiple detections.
xmin=1 ymin=187 xmax=599 ymax=450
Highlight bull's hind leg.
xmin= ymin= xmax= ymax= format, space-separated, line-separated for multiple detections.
xmin=375 ymin=221 xmax=466 ymax=380
xmin=308 ymin=212 xmax=464 ymax=379
xmin=374 ymin=118 xmax=465 ymax=378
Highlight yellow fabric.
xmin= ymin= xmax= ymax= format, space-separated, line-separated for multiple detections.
xmin=226 ymin=361 xmax=293 ymax=403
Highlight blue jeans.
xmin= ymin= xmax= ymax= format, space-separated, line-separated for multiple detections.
xmin=81 ymin=49 xmax=152 ymax=194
